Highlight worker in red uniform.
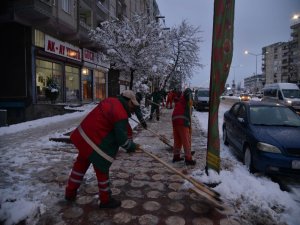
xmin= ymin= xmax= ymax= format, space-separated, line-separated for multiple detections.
xmin=171 ymin=88 xmax=196 ymax=165
xmin=166 ymin=89 xmax=175 ymax=109
xmin=65 ymin=90 xmax=145 ymax=208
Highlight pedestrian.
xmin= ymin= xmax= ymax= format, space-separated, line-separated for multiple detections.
xmin=159 ymin=88 xmax=167 ymax=107
xmin=166 ymin=89 xmax=175 ymax=109
xmin=145 ymin=92 xmax=151 ymax=108
xmin=65 ymin=90 xmax=145 ymax=209
xmin=171 ymin=88 xmax=196 ymax=165
xmin=149 ymin=87 xmax=162 ymax=121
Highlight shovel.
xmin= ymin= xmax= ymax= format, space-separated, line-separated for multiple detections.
xmin=130 ymin=117 xmax=172 ymax=148
xmin=137 ymin=146 xmax=224 ymax=210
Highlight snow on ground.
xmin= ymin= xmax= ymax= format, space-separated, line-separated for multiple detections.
xmin=0 ymin=103 xmax=144 ymax=225
xmin=192 ymin=101 xmax=300 ymax=225
xmin=0 ymin=99 xmax=299 ymax=225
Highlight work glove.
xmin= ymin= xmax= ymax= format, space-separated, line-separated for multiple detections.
xmin=141 ymin=121 xmax=147 ymax=129
xmin=135 ymin=144 xmax=143 ymax=153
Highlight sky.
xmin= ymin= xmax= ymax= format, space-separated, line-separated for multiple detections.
xmin=156 ymin=0 xmax=300 ymax=88
xmin=0 ymin=100 xmax=299 ymax=225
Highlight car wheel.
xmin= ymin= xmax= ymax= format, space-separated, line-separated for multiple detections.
xmin=223 ymin=127 xmax=229 ymax=145
xmin=244 ymin=146 xmax=256 ymax=173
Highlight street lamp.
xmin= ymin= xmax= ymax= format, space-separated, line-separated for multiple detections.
xmin=230 ymin=64 xmax=242 ymax=84
xmin=292 ymin=14 xmax=300 ymax=25
xmin=244 ymin=50 xmax=262 ymax=76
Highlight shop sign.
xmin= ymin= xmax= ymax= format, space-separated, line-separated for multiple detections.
xmin=45 ymin=35 xmax=82 ymax=61
xmin=83 ymin=48 xmax=110 ymax=68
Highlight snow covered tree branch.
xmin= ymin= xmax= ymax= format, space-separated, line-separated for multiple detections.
xmin=89 ymin=14 xmax=170 ymax=91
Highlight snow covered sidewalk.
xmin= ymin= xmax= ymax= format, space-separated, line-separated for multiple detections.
xmin=0 ymin=102 xmax=299 ymax=225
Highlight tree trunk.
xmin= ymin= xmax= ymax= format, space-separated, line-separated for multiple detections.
xmin=129 ymin=69 xmax=135 ymax=90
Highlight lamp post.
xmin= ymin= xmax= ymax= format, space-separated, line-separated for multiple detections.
xmin=245 ymin=50 xmax=263 ymax=93
xmin=244 ymin=50 xmax=262 ymax=76
xmin=231 ymin=65 xmax=242 ymax=84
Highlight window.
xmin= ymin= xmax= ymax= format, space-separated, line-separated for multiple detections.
xmin=237 ymin=105 xmax=246 ymax=118
xmin=94 ymin=70 xmax=106 ymax=101
xmin=82 ymin=68 xmax=93 ymax=102
xmin=34 ymin=29 xmax=45 ymax=48
xmin=62 ymin=0 xmax=70 ymax=13
xmin=66 ymin=66 xmax=80 ymax=102
xmin=231 ymin=103 xmax=241 ymax=117
xmin=36 ymin=59 xmax=62 ymax=102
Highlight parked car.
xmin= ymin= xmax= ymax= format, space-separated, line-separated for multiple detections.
xmin=222 ymin=101 xmax=300 ymax=175
xmin=193 ymin=88 xmax=210 ymax=111
xmin=239 ymin=93 xmax=251 ymax=101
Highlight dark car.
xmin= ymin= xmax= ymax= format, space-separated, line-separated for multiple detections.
xmin=239 ymin=93 xmax=251 ymax=101
xmin=222 ymin=101 xmax=300 ymax=175
xmin=193 ymin=88 xmax=210 ymax=111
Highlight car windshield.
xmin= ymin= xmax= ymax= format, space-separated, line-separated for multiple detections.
xmin=250 ymin=105 xmax=300 ymax=126
xmin=197 ymin=90 xmax=209 ymax=97
xmin=282 ymin=89 xmax=300 ymax=98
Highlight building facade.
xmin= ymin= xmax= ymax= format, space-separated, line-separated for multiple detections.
xmin=0 ymin=0 xmax=160 ymax=125
xmin=262 ymin=20 xmax=300 ymax=85
xmin=244 ymin=74 xmax=264 ymax=93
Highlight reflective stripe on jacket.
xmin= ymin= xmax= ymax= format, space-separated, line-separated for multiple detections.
xmin=70 ymin=97 xmax=136 ymax=173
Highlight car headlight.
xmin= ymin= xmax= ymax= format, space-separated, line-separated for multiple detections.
xmin=257 ymin=142 xmax=281 ymax=153
xmin=285 ymin=100 xmax=292 ymax=105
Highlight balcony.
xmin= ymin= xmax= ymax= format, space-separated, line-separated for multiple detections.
xmin=13 ymin=0 xmax=53 ymax=24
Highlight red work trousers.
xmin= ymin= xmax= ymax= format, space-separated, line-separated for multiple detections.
xmin=166 ymin=97 xmax=173 ymax=109
xmin=172 ymin=125 xmax=192 ymax=160
xmin=65 ymin=153 xmax=110 ymax=203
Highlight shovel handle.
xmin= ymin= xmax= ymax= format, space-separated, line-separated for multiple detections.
xmin=138 ymin=147 xmax=220 ymax=199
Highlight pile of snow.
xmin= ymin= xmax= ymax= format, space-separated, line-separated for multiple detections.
xmin=191 ymin=107 xmax=300 ymax=225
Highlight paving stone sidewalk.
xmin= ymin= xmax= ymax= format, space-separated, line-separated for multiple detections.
xmin=35 ymin=107 xmax=240 ymax=225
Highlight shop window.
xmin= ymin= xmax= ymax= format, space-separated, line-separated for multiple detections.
xmin=94 ymin=70 xmax=106 ymax=101
xmin=36 ymin=59 xmax=62 ymax=103
xmin=82 ymin=68 xmax=93 ymax=102
xmin=66 ymin=66 xmax=80 ymax=102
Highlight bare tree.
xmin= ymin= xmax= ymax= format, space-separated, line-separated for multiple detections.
xmin=162 ymin=20 xmax=203 ymax=90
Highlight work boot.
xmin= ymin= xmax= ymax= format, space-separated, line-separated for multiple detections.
xmin=156 ymin=117 xmax=159 ymax=121
xmin=99 ymin=197 xmax=121 ymax=209
xmin=65 ymin=189 xmax=77 ymax=201
xmin=185 ymin=159 xmax=196 ymax=166
xmin=172 ymin=155 xmax=184 ymax=163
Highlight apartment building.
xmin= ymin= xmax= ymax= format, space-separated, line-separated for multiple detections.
xmin=244 ymin=74 xmax=264 ymax=93
xmin=262 ymin=20 xmax=300 ymax=85
xmin=0 ymin=0 xmax=160 ymax=125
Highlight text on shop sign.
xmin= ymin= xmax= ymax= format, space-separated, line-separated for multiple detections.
xmin=45 ymin=35 xmax=82 ymax=61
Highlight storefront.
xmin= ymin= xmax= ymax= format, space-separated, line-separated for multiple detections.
xmin=119 ymin=71 xmax=130 ymax=93
xmin=33 ymin=31 xmax=110 ymax=105
xmin=82 ymin=48 xmax=109 ymax=102
xmin=34 ymin=31 xmax=82 ymax=104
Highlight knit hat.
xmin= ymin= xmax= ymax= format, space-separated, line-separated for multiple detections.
xmin=121 ymin=90 xmax=140 ymax=106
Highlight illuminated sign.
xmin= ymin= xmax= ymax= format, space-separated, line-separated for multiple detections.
xmin=83 ymin=48 xmax=110 ymax=68
xmin=45 ymin=35 xmax=82 ymax=61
